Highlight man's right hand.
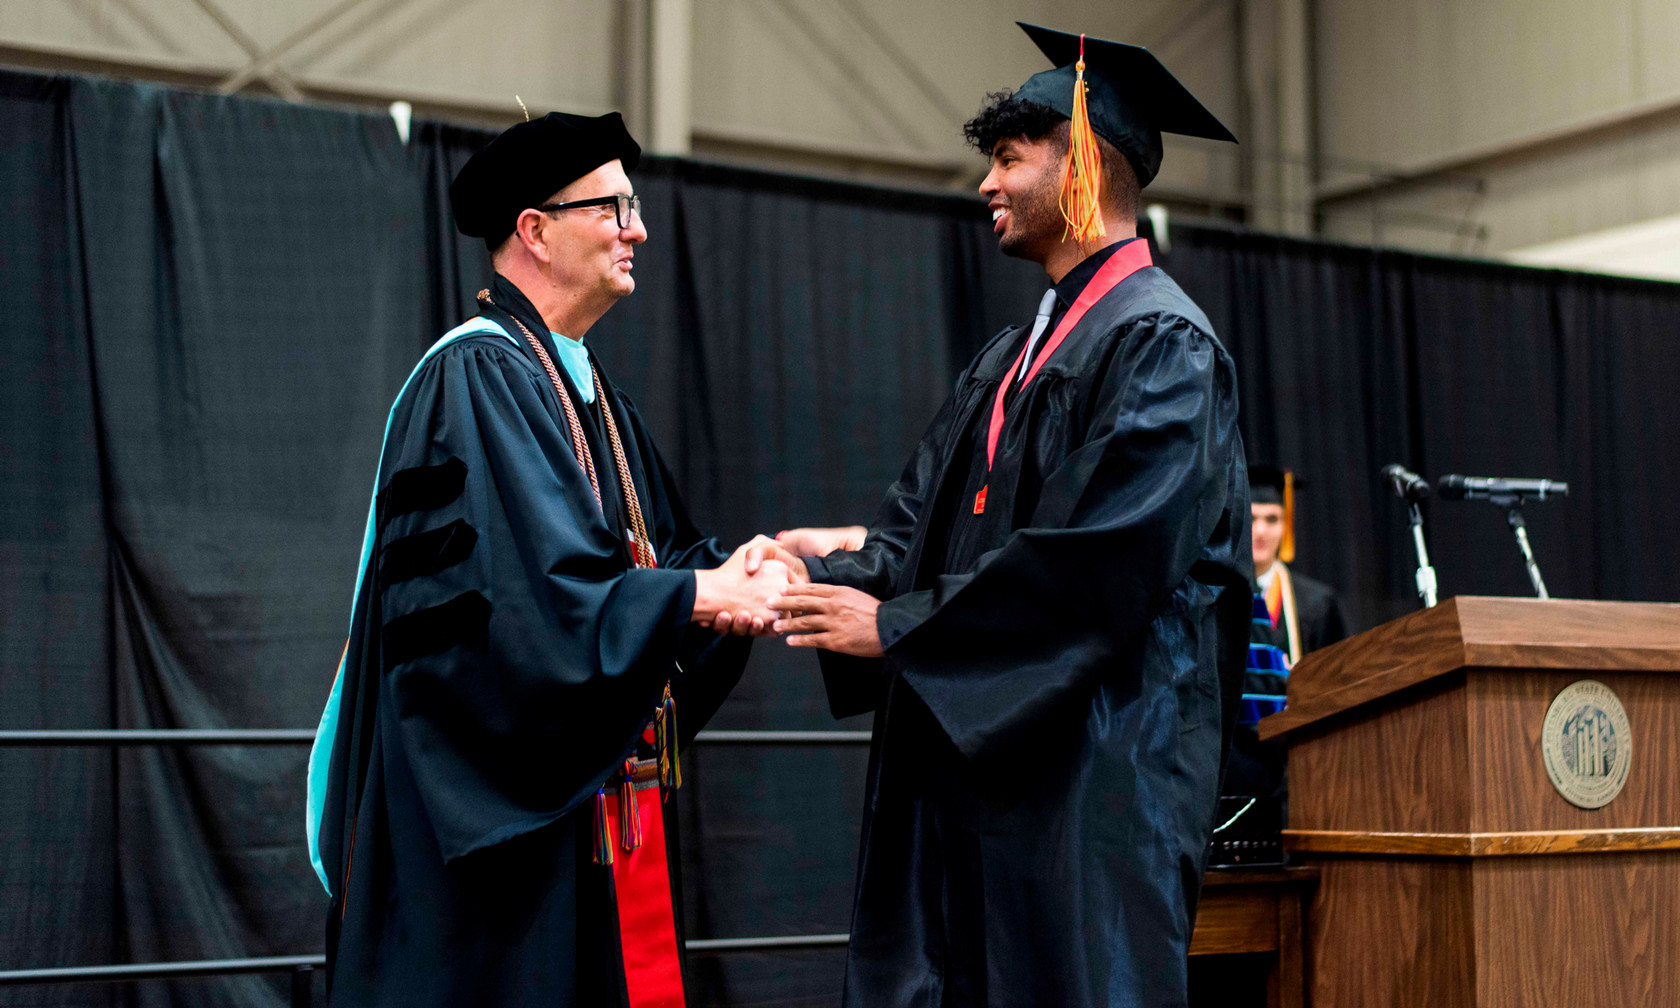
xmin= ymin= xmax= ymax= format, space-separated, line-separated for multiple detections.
xmin=774 ymin=525 xmax=867 ymax=558
xmin=693 ymin=557 xmax=790 ymax=636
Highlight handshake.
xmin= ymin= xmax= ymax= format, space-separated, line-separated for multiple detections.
xmin=690 ymin=526 xmax=884 ymax=656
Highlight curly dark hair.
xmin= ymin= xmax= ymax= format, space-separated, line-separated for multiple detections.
xmin=962 ymin=89 xmax=1137 ymax=209
xmin=961 ymin=90 xmax=1067 ymax=156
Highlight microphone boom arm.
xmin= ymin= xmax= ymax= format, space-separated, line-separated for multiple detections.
xmin=1499 ymin=495 xmax=1550 ymax=599
xmin=1408 ymin=501 xmax=1439 ymax=608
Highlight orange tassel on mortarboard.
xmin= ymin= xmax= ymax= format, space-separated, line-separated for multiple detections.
xmin=1059 ymin=34 xmax=1107 ymax=244
xmin=1279 ymin=470 xmax=1296 ymax=564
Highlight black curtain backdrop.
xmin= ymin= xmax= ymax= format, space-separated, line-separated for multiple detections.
xmin=1 ymin=68 xmax=1677 ymax=1007
xmin=1165 ymin=229 xmax=1680 ymax=627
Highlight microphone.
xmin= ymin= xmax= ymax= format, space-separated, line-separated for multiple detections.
xmin=1435 ymin=475 xmax=1569 ymax=501
xmin=1383 ymin=465 xmax=1438 ymax=606
xmin=1380 ymin=464 xmax=1431 ymax=502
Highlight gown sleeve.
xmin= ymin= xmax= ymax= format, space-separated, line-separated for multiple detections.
xmin=611 ymin=391 xmax=752 ymax=744
xmin=803 ymin=350 xmax=1000 ymax=719
xmin=377 ymin=341 xmax=702 ymax=862
xmin=873 ymin=314 xmax=1242 ymax=762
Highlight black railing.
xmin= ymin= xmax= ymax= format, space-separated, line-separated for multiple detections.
xmin=0 ymin=956 xmax=323 ymax=1007
xmin=0 ymin=728 xmax=868 ymax=1000
xmin=0 ymin=729 xmax=870 ymax=747
xmin=693 ymin=730 xmax=871 ymax=745
xmin=685 ymin=934 xmax=850 ymax=953
xmin=0 ymin=729 xmax=315 ymax=746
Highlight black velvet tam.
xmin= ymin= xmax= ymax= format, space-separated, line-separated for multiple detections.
xmin=1013 ymin=21 xmax=1236 ymax=187
xmin=448 ymin=111 xmax=641 ymax=245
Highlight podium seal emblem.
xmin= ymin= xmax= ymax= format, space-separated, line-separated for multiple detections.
xmin=1541 ymin=680 xmax=1632 ymax=810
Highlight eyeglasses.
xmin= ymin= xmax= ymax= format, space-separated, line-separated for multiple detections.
xmin=536 ymin=193 xmax=642 ymax=230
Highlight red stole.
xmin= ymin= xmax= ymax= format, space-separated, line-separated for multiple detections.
xmin=603 ymin=778 xmax=685 ymax=1008
xmin=976 ymin=240 xmax=1154 ymax=513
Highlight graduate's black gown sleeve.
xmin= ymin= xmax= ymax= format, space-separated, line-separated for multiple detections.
xmin=375 ymin=341 xmax=706 ymax=863
xmin=805 ymin=352 xmax=1004 ymax=717
xmin=844 ymin=317 xmax=1237 ymax=762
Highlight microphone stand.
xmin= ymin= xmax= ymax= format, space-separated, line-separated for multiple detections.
xmin=1407 ymin=502 xmax=1439 ymax=608
xmin=1494 ymin=493 xmax=1550 ymax=599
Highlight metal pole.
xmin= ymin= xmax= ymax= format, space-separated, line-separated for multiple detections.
xmin=291 ymin=964 xmax=314 ymax=1008
xmin=0 ymin=955 xmax=325 ymax=985
xmin=691 ymin=730 xmax=871 ymax=745
xmin=647 ymin=0 xmax=693 ymax=155
xmin=0 ymin=732 xmax=866 ymax=749
xmin=684 ymin=934 xmax=849 ymax=953
xmin=830 ymin=0 xmax=965 ymax=122
xmin=187 ymin=0 xmax=305 ymax=100
xmin=1506 ymin=504 xmax=1549 ymax=599
xmin=0 ymin=939 xmax=855 ymax=984
xmin=762 ymin=0 xmax=926 ymax=148
xmin=0 ymin=729 xmax=314 ymax=747
xmin=1408 ymin=502 xmax=1439 ymax=608
xmin=216 ymin=0 xmax=376 ymax=95
xmin=0 ymin=729 xmax=867 ymax=747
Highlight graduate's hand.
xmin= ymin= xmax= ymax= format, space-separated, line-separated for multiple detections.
xmin=769 ymin=583 xmax=883 ymax=657
xmin=736 ymin=534 xmax=809 ymax=583
xmin=696 ymin=557 xmax=790 ymax=637
xmin=774 ymin=526 xmax=867 ymax=558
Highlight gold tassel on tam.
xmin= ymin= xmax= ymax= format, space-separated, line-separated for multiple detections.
xmin=1059 ymin=34 xmax=1107 ymax=244
xmin=1279 ymin=470 xmax=1296 ymax=564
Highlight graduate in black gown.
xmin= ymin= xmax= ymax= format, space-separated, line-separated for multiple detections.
xmin=306 ymin=111 xmax=792 ymax=1008
xmin=763 ymin=25 xmax=1252 ymax=1008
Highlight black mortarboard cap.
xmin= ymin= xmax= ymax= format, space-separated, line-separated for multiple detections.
xmin=449 ymin=111 xmax=641 ymax=246
xmin=1248 ymin=464 xmax=1308 ymax=505
xmin=1012 ymin=22 xmax=1236 ymax=188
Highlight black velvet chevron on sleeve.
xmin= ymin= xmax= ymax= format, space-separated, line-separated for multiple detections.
xmin=381 ymin=590 xmax=492 ymax=667
xmin=379 ymin=518 xmax=479 ymax=586
xmin=379 ymin=457 xmax=468 ymax=526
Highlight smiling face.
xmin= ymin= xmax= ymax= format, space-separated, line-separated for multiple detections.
xmin=535 ymin=159 xmax=646 ymax=304
xmin=1251 ymin=502 xmax=1285 ymax=574
xmin=978 ymin=133 xmax=1067 ymax=264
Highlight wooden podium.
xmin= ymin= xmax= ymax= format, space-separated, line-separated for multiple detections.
xmin=1258 ymin=596 xmax=1680 ymax=1007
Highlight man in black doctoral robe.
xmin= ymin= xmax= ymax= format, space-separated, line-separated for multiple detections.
xmin=763 ymin=24 xmax=1253 ymax=1008
xmin=1227 ymin=465 xmax=1351 ymax=798
xmin=1248 ymin=464 xmax=1350 ymax=663
xmin=307 ymin=111 xmax=791 ymax=1008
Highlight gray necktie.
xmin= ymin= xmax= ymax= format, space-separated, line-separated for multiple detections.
xmin=1017 ymin=288 xmax=1060 ymax=384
